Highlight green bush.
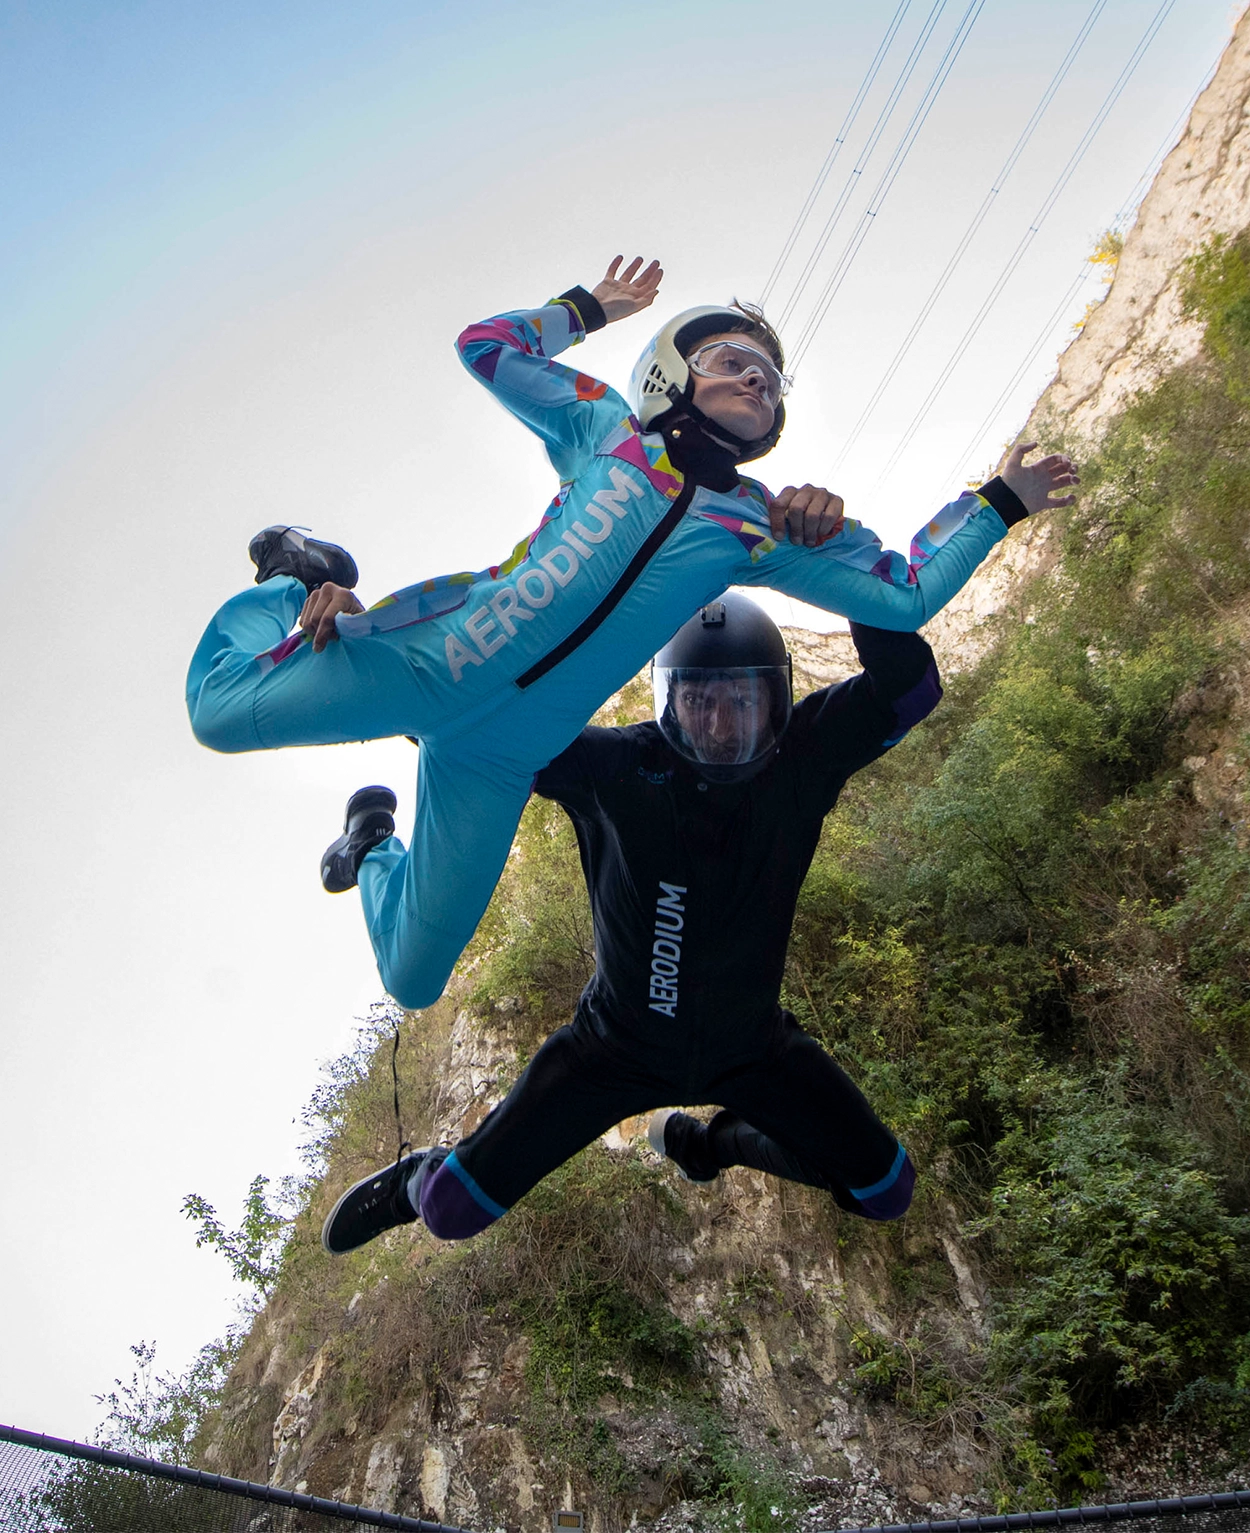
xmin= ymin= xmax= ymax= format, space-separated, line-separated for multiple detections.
xmin=971 ymin=1069 xmax=1250 ymax=1410
xmin=774 ymin=227 xmax=1250 ymax=1490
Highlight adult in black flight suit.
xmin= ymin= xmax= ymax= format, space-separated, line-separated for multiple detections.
xmin=323 ymin=592 xmax=941 ymax=1254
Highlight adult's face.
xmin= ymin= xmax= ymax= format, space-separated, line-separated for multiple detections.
xmin=670 ymin=672 xmax=776 ymax=765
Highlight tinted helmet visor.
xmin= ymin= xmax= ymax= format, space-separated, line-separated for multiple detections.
xmin=654 ymin=665 xmax=792 ymax=771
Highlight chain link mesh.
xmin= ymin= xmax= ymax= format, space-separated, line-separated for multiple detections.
xmin=3 ymin=1422 xmax=1247 ymax=1533
xmin=0 ymin=1428 xmax=472 ymax=1533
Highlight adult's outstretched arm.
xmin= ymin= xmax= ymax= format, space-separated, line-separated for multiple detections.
xmin=799 ymin=624 xmax=942 ymax=787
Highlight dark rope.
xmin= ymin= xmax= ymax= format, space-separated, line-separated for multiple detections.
xmin=389 ymin=1023 xmax=412 ymax=1180
xmin=826 ymin=1489 xmax=1250 ymax=1533
xmin=0 ymin=1424 xmax=473 ymax=1533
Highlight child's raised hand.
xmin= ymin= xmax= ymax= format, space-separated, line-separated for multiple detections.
xmin=1001 ymin=442 xmax=1079 ymax=515
xmin=592 ymin=256 xmax=663 ymax=323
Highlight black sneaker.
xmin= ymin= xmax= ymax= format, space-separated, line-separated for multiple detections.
xmin=321 ymin=786 xmax=397 ymax=893
xmin=321 ymin=1150 xmax=429 ymax=1255
xmin=647 ymin=1109 xmax=720 ymax=1185
xmin=248 ymin=526 xmax=359 ymax=592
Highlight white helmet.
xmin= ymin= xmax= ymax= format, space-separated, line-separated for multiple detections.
xmin=628 ymin=306 xmax=787 ymax=463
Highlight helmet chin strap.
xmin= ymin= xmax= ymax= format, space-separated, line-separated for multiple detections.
xmin=664 ymin=398 xmax=762 ymax=460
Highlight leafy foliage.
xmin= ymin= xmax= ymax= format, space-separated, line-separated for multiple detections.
xmin=972 ymin=1070 xmax=1250 ymax=1435
xmin=19 ymin=1335 xmax=252 ymax=1533
xmin=181 ymin=1175 xmax=293 ymax=1301
xmin=1073 ymin=228 xmax=1124 ymax=332
xmin=94 ymin=1337 xmax=246 ymax=1463
xmin=22 ymin=1462 xmax=227 ymax=1532
xmin=773 ymin=229 xmax=1250 ymax=1499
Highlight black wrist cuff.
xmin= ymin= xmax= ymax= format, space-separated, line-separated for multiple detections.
xmin=977 ymin=475 xmax=1029 ymax=528
xmin=556 ymin=285 xmax=607 ymax=334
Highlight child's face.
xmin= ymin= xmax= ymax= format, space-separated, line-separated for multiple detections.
xmin=688 ymin=332 xmax=778 ymax=446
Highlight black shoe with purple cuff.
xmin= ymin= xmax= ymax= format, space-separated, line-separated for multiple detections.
xmin=649 ymin=1107 xmax=915 ymax=1220
xmin=321 ymin=1151 xmax=425 ymax=1255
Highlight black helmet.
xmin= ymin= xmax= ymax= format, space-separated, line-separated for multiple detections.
xmin=652 ymin=593 xmax=793 ymax=782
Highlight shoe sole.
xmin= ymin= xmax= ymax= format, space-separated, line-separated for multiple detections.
xmin=321 ymin=1154 xmax=425 ymax=1255
xmin=342 ymin=786 xmax=397 ymax=825
xmin=248 ymin=527 xmax=359 ymax=591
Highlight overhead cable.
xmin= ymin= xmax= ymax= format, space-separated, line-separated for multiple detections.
xmin=774 ymin=0 xmax=953 ymax=332
xmin=786 ymin=0 xmax=986 ymax=368
xmin=1111 ymin=60 xmax=1219 ymax=226
xmin=941 ymin=53 xmax=1222 ymax=494
xmin=831 ymin=0 xmax=1109 ymax=471
xmin=944 ymin=267 xmax=1095 ymax=488
xmin=871 ymin=0 xmax=1178 ymax=487
xmin=760 ymin=1 xmax=914 ymax=308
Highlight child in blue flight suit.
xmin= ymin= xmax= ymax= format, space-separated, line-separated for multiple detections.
xmin=187 ymin=255 xmax=1075 ymax=1011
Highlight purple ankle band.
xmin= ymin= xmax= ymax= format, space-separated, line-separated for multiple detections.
xmin=854 ymin=1152 xmax=916 ymax=1221
xmin=419 ymin=1151 xmax=505 ymax=1240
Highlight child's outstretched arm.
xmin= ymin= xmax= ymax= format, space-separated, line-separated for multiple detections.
xmin=741 ymin=444 xmax=1078 ymax=630
xmin=592 ymin=255 xmax=663 ymax=321
xmin=456 ymin=256 xmax=662 ymax=479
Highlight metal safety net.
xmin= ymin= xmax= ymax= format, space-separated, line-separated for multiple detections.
xmin=0 ymin=1426 xmax=473 ymax=1533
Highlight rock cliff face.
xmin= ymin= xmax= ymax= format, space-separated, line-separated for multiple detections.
xmin=201 ymin=17 xmax=1250 ymax=1531
xmin=200 ymin=994 xmax=997 ymax=1532
xmin=216 ymin=1011 xmax=996 ymax=1532
xmin=925 ymin=4 xmax=1250 ymax=671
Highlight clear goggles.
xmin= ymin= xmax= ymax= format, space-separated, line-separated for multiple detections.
xmin=654 ymin=665 xmax=792 ymax=770
xmin=686 ymin=341 xmax=792 ymax=408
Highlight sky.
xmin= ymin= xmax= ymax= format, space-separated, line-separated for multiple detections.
xmin=1 ymin=0 xmax=1242 ymax=1442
